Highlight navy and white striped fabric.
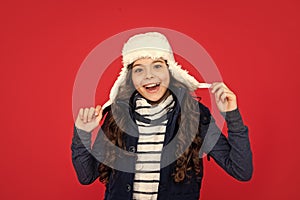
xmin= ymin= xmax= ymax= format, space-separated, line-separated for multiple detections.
xmin=132 ymin=94 xmax=175 ymax=200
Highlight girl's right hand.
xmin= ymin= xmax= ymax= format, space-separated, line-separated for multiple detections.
xmin=75 ymin=105 xmax=103 ymax=132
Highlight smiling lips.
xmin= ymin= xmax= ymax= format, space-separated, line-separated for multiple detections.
xmin=143 ymin=82 xmax=160 ymax=93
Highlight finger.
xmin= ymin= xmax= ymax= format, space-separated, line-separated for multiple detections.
xmin=224 ymin=91 xmax=237 ymax=102
xmin=215 ymin=87 xmax=225 ymax=101
xmin=83 ymin=108 xmax=89 ymax=123
xmin=95 ymin=113 xmax=103 ymax=123
xmin=220 ymin=82 xmax=228 ymax=89
xmin=220 ymin=92 xmax=228 ymax=103
xmin=87 ymin=107 xmax=95 ymax=122
xmin=211 ymin=82 xmax=222 ymax=93
xmin=211 ymin=82 xmax=222 ymax=86
xmin=210 ymin=82 xmax=218 ymax=93
xmin=214 ymin=93 xmax=219 ymax=103
xmin=95 ymin=105 xmax=103 ymax=122
xmin=79 ymin=108 xmax=84 ymax=121
xmin=95 ymin=105 xmax=102 ymax=117
xmin=211 ymin=82 xmax=228 ymax=93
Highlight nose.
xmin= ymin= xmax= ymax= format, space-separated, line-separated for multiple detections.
xmin=145 ymin=67 xmax=154 ymax=79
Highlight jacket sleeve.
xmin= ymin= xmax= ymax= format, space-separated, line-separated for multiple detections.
xmin=199 ymin=104 xmax=253 ymax=181
xmin=71 ymin=125 xmax=100 ymax=185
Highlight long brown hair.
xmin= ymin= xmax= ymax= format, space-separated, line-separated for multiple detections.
xmin=98 ymin=63 xmax=203 ymax=183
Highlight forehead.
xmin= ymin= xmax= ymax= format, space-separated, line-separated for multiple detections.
xmin=133 ymin=57 xmax=165 ymax=65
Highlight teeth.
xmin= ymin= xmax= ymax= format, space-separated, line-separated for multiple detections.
xmin=145 ymin=83 xmax=160 ymax=88
xmin=147 ymin=83 xmax=157 ymax=87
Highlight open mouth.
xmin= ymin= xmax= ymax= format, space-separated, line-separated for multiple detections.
xmin=143 ymin=82 xmax=160 ymax=92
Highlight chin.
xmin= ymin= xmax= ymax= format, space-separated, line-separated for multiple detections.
xmin=138 ymin=87 xmax=168 ymax=103
xmin=144 ymin=95 xmax=163 ymax=102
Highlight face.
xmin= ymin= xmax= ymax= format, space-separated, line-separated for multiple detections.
xmin=131 ymin=57 xmax=170 ymax=102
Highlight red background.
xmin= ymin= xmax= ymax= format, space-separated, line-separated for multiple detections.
xmin=1 ymin=0 xmax=300 ymax=199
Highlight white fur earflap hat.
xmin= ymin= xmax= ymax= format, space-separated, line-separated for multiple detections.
xmin=102 ymin=32 xmax=208 ymax=110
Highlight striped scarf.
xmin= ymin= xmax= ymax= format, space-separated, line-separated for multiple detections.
xmin=132 ymin=94 xmax=175 ymax=200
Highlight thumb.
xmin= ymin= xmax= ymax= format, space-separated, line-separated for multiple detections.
xmin=95 ymin=105 xmax=103 ymax=122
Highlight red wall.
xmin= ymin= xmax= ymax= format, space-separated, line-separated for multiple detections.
xmin=1 ymin=0 xmax=300 ymax=199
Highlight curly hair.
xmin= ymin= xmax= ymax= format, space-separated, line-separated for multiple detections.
xmin=98 ymin=63 xmax=203 ymax=183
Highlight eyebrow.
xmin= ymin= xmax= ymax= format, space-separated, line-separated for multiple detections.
xmin=132 ymin=59 xmax=165 ymax=68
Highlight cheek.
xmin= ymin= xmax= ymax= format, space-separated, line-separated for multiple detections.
xmin=160 ymin=72 xmax=170 ymax=86
xmin=132 ymin=75 xmax=142 ymax=89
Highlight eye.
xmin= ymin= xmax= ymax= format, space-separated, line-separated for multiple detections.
xmin=153 ymin=64 xmax=162 ymax=69
xmin=133 ymin=68 xmax=143 ymax=73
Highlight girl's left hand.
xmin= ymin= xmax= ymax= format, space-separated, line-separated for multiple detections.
xmin=210 ymin=82 xmax=237 ymax=112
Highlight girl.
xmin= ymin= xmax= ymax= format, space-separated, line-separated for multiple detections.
xmin=71 ymin=32 xmax=253 ymax=200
